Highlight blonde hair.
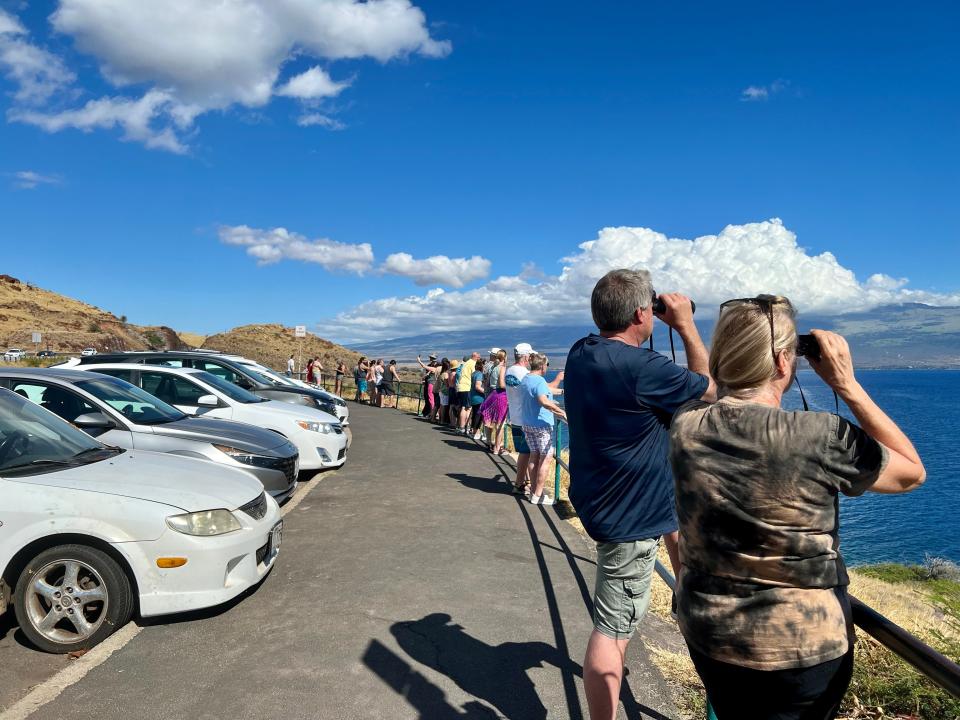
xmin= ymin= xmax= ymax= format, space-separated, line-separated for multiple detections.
xmin=496 ymin=350 xmax=506 ymax=363
xmin=709 ymin=295 xmax=797 ymax=396
xmin=529 ymin=353 xmax=549 ymax=372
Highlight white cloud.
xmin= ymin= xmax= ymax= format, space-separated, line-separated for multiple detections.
xmin=297 ymin=112 xmax=345 ymax=130
xmin=10 ymin=90 xmax=191 ymax=153
xmin=219 ymin=225 xmax=374 ymax=274
xmin=276 ymin=66 xmax=350 ymax=100
xmin=10 ymin=170 xmax=62 ymax=189
xmin=0 ymin=9 xmax=75 ymax=103
xmin=321 ymin=219 xmax=960 ymax=342
xmin=2 ymin=1 xmax=448 ymax=151
xmin=741 ymin=78 xmax=788 ymax=102
xmin=380 ymin=252 xmax=491 ymax=288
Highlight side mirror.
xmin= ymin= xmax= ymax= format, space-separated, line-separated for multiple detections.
xmin=236 ymin=377 xmax=253 ymax=389
xmin=197 ymin=394 xmax=220 ymax=408
xmin=73 ymin=412 xmax=113 ymax=429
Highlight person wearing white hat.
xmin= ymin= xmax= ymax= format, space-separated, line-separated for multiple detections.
xmin=505 ymin=342 xmax=564 ymax=492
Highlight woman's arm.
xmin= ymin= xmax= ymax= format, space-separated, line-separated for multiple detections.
xmin=474 ymin=375 xmax=484 ymax=393
xmin=498 ymin=364 xmax=506 ymax=390
xmin=811 ymin=330 xmax=925 ymax=494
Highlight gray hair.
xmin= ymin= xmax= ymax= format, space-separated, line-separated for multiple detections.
xmin=591 ymin=268 xmax=654 ymax=332
xmin=529 ymin=353 xmax=549 ymax=372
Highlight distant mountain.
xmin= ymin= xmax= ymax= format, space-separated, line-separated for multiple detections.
xmin=352 ymin=303 xmax=960 ymax=369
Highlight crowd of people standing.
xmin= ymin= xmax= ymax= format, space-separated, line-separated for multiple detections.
xmin=351 ymin=356 xmax=401 ymax=408
xmin=416 ymin=342 xmax=566 ymax=506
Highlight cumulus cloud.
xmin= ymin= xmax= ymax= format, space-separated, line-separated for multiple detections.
xmin=380 ymin=252 xmax=491 ymax=288
xmin=219 ymin=225 xmax=374 ymax=274
xmin=276 ymin=66 xmax=350 ymax=100
xmin=0 ymin=9 xmax=75 ymax=103
xmin=741 ymin=79 xmax=788 ymax=102
xmin=3 ymin=1 xmax=448 ymax=150
xmin=321 ymin=219 xmax=960 ymax=342
xmin=10 ymin=170 xmax=62 ymax=189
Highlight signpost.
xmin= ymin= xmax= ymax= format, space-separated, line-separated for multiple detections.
xmin=32 ymin=332 xmax=41 ymax=354
xmin=294 ymin=325 xmax=306 ymax=377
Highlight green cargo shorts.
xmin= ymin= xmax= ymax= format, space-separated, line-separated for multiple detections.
xmin=593 ymin=537 xmax=660 ymax=640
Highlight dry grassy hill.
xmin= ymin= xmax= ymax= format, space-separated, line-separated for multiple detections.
xmin=0 ymin=275 xmax=190 ymax=354
xmin=201 ymin=324 xmax=360 ymax=374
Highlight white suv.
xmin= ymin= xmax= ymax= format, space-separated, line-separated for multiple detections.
xmin=4 ymin=349 xmax=25 ymax=362
xmin=0 ymin=388 xmax=282 ymax=653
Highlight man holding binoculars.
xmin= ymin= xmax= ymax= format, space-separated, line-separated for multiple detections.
xmin=564 ymin=268 xmax=716 ymax=720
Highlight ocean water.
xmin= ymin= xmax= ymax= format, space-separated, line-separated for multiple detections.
xmin=550 ymin=368 xmax=960 ymax=567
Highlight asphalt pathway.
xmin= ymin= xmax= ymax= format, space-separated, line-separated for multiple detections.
xmin=4 ymin=403 xmax=679 ymax=719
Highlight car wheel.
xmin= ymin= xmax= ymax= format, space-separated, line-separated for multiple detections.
xmin=14 ymin=544 xmax=134 ymax=654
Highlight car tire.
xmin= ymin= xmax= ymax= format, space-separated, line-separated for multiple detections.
xmin=14 ymin=544 xmax=134 ymax=654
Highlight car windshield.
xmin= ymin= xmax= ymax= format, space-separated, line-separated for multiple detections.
xmin=0 ymin=389 xmax=120 ymax=475
xmin=234 ymin=364 xmax=277 ymax=386
xmin=76 ymin=376 xmax=186 ymax=425
xmin=191 ymin=370 xmax=267 ymax=403
xmin=247 ymin=364 xmax=295 ymax=387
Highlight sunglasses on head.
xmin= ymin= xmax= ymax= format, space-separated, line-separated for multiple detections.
xmin=718 ymin=296 xmax=787 ymax=363
xmin=719 ymin=295 xmax=819 ymax=412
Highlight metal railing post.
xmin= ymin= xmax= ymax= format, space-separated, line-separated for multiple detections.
xmin=554 ymin=420 xmax=562 ymax=501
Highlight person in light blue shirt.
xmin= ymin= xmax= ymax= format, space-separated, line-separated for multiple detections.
xmin=520 ymin=353 xmax=566 ymax=505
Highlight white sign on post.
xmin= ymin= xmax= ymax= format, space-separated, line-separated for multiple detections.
xmin=294 ymin=325 xmax=307 ymax=338
xmin=31 ymin=332 xmax=42 ymax=344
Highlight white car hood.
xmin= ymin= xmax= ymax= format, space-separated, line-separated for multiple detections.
xmin=257 ymin=399 xmax=340 ymax=424
xmin=16 ymin=450 xmax=264 ymax=512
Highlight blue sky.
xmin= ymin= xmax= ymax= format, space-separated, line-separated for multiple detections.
xmin=1 ymin=1 xmax=957 ymax=343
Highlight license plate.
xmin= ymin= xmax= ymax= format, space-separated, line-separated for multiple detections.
xmin=269 ymin=521 xmax=283 ymax=555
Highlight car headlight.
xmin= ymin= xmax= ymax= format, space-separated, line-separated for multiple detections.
xmin=166 ymin=509 xmax=241 ymax=536
xmin=212 ymin=443 xmax=261 ymax=465
xmin=296 ymin=420 xmax=336 ymax=434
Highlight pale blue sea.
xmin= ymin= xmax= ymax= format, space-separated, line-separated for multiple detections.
xmin=551 ymin=368 xmax=960 ymax=567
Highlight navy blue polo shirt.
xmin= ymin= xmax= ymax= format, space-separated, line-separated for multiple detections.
xmin=564 ymin=334 xmax=708 ymax=543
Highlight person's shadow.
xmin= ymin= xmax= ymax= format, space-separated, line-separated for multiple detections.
xmin=364 ymin=612 xmax=580 ymax=719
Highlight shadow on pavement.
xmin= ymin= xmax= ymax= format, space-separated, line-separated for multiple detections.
xmin=446 ymin=472 xmax=511 ymax=495
xmin=364 ymin=612 xmax=580 ymax=719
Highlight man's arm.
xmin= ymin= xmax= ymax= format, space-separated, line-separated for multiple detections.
xmin=656 ymin=293 xmax=717 ymax=402
xmin=547 ymin=370 xmax=564 ymax=389
xmin=537 ymin=393 xmax=567 ymax=422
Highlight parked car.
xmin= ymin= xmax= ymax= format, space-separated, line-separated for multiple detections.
xmin=230 ymin=356 xmax=350 ymax=426
xmin=0 ymin=368 xmax=300 ymax=501
xmin=60 ymin=351 xmax=349 ymax=424
xmin=76 ymin=364 xmax=348 ymax=471
xmin=80 ymin=348 xmax=97 ymax=356
xmin=0 ymin=387 xmax=282 ymax=653
xmin=36 ymin=350 xmax=58 ymax=358
xmin=4 ymin=349 xmax=25 ymax=362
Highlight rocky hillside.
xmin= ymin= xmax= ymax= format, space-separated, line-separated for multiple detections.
xmin=201 ymin=324 xmax=360 ymax=374
xmin=0 ymin=274 xmax=191 ymax=353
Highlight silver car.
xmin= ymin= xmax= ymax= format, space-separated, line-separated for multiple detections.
xmin=0 ymin=368 xmax=299 ymax=501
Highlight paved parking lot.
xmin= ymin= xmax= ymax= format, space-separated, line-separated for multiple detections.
xmin=1 ymin=404 xmax=678 ymax=719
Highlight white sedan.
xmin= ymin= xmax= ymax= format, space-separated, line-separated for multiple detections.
xmin=0 ymin=387 xmax=282 ymax=653
xmin=77 ymin=363 xmax=348 ymax=471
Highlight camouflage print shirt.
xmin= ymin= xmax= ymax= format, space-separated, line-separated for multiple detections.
xmin=669 ymin=397 xmax=889 ymax=670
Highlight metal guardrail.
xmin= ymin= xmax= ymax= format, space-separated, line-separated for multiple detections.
xmin=552 ymin=415 xmax=960 ymax=705
xmin=290 ymin=371 xmax=426 ymax=414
